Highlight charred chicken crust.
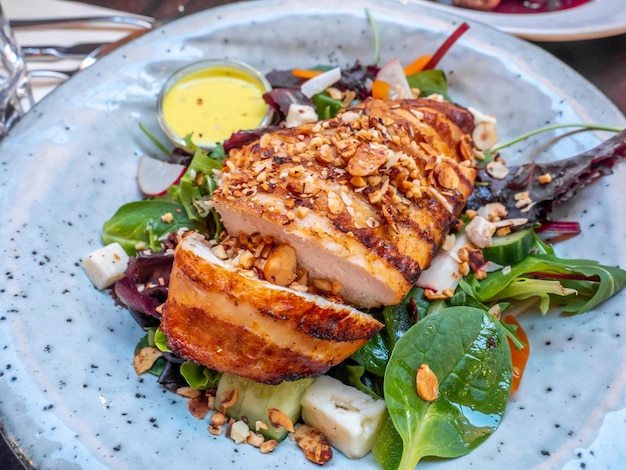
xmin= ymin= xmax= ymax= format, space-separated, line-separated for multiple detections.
xmin=211 ymin=98 xmax=476 ymax=307
xmin=162 ymin=233 xmax=383 ymax=384
xmin=162 ymin=98 xmax=476 ymax=382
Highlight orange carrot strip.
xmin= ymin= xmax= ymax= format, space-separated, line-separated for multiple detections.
xmin=371 ymin=80 xmax=390 ymax=100
xmin=504 ymin=315 xmax=530 ymax=394
xmin=403 ymin=55 xmax=432 ymax=76
xmin=291 ymin=69 xmax=324 ymax=79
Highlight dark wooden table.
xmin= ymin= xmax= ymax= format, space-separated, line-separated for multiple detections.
xmin=1 ymin=0 xmax=624 ymax=468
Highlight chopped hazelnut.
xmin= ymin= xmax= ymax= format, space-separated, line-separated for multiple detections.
xmin=263 ymin=244 xmax=298 ymax=286
xmin=294 ymin=424 xmax=333 ymax=465
xmin=133 ymin=347 xmax=162 ymax=375
xmin=538 ymin=173 xmax=552 ymax=184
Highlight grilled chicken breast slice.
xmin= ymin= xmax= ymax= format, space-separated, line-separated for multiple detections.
xmin=211 ymin=98 xmax=476 ymax=307
xmin=161 ymin=233 xmax=383 ymax=384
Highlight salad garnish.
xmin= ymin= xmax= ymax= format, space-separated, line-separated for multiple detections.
xmin=82 ymin=14 xmax=626 ymax=470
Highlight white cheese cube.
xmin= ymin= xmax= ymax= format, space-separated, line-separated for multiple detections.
xmin=285 ymin=104 xmax=318 ymax=128
xmin=82 ymin=242 xmax=130 ymax=289
xmin=301 ymin=375 xmax=386 ymax=459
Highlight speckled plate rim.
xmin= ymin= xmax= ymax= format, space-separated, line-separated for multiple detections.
xmin=1 ymin=0 xmax=626 ymax=469
xmin=410 ymin=0 xmax=626 ymax=41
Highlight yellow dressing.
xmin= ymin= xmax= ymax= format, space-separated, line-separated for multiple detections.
xmin=161 ymin=65 xmax=270 ymax=147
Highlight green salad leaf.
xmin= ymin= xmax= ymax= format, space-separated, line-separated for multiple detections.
xmin=377 ymin=307 xmax=512 ymax=470
xmin=383 ymin=287 xmax=429 ymax=348
xmin=179 ymin=148 xmax=224 ymax=221
xmin=406 ymin=70 xmax=449 ymax=100
xmin=102 ymin=199 xmax=204 ymax=255
xmin=372 ymin=412 xmax=404 ymax=470
xmin=350 ymin=331 xmax=390 ymax=378
xmin=312 ymin=92 xmax=344 ymax=119
xmin=154 ymin=329 xmax=171 ymax=352
xmin=180 ymin=362 xmax=222 ymax=390
xmin=134 ymin=329 xmax=167 ymax=377
xmin=460 ymin=254 xmax=626 ymax=314
xmin=102 ymin=144 xmax=227 ymax=254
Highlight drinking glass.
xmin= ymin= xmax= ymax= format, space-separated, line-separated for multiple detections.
xmin=0 ymin=3 xmax=33 ymax=138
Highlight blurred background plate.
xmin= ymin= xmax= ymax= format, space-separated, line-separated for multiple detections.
xmin=411 ymin=0 xmax=626 ymax=40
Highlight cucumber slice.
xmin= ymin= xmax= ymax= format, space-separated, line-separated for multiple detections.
xmin=482 ymin=228 xmax=533 ymax=266
xmin=215 ymin=372 xmax=315 ymax=441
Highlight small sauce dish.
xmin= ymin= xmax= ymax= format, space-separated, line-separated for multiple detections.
xmin=157 ymin=59 xmax=273 ymax=150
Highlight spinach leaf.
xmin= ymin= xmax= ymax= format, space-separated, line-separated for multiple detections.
xmin=460 ymin=254 xmax=626 ymax=314
xmin=332 ymin=363 xmax=384 ymax=399
xmin=382 ymin=307 xmax=512 ymax=469
xmin=383 ymin=287 xmax=429 ymax=349
xmin=351 ymin=332 xmax=390 ymax=377
xmin=352 ymin=288 xmax=434 ymax=380
xmin=102 ymin=199 xmax=204 ymax=255
xmin=406 ymin=70 xmax=449 ymax=100
xmin=372 ymin=411 xmax=403 ymax=470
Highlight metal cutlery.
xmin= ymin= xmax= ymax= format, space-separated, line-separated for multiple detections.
xmin=11 ymin=15 xmax=155 ymax=30
xmin=28 ymin=28 xmax=152 ymax=80
xmin=23 ymin=42 xmax=107 ymax=60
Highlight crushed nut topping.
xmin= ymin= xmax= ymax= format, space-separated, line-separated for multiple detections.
xmin=267 ymin=408 xmax=295 ymax=433
xmin=219 ymin=389 xmax=239 ymax=413
xmin=472 ymin=121 xmax=498 ymax=151
xmin=538 ymin=172 xmax=552 ymax=184
xmin=216 ymin=99 xmax=477 ymax=243
xmin=230 ymin=420 xmax=252 ymax=444
xmin=133 ymin=347 xmax=162 ymax=375
xmin=188 ymin=394 xmax=210 ymax=420
xmin=416 ymin=363 xmax=439 ymax=402
xmin=486 ymin=160 xmax=509 ymax=180
xmin=259 ymin=439 xmax=278 ymax=454
xmin=294 ymin=424 xmax=334 ymax=465
xmin=204 ymin=233 xmax=344 ymax=303
xmin=514 ymin=191 xmax=532 ymax=209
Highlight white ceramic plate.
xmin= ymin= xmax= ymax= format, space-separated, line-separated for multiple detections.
xmin=1 ymin=1 xmax=625 ymax=469
xmin=411 ymin=0 xmax=626 ymax=41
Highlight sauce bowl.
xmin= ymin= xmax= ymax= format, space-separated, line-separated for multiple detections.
xmin=157 ymin=59 xmax=273 ymax=150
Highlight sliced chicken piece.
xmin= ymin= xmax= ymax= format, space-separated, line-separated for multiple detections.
xmin=211 ymin=98 xmax=476 ymax=307
xmin=161 ymin=233 xmax=383 ymax=384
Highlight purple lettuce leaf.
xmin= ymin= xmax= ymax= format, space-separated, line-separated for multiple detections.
xmin=265 ymin=69 xmax=303 ymax=89
xmin=467 ymin=129 xmax=626 ymax=223
xmin=335 ymin=61 xmax=379 ymax=101
xmin=264 ymin=88 xmax=312 ymax=119
xmin=223 ymin=125 xmax=283 ymax=152
xmin=114 ymin=250 xmax=175 ymax=319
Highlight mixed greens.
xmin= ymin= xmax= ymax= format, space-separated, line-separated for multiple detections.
xmin=93 ymin=19 xmax=626 ymax=470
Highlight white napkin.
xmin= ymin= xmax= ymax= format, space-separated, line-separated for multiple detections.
xmin=4 ymin=0 xmax=151 ymax=102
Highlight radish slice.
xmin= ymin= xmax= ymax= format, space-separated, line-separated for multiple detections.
xmin=300 ymin=67 xmax=341 ymax=98
xmin=375 ymin=58 xmax=412 ymax=99
xmin=416 ymin=233 xmax=467 ymax=293
xmin=137 ymin=156 xmax=187 ymax=196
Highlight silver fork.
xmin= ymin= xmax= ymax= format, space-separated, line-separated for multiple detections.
xmin=28 ymin=28 xmax=152 ymax=80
